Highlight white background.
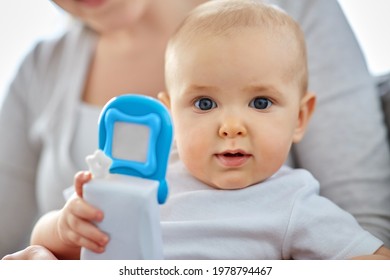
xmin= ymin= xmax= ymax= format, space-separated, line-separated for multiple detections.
xmin=0 ymin=0 xmax=389 ymax=102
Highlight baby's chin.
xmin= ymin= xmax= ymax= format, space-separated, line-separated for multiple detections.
xmin=203 ymin=177 xmax=261 ymax=190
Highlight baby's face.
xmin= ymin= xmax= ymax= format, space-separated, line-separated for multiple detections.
xmin=163 ymin=28 xmax=310 ymax=190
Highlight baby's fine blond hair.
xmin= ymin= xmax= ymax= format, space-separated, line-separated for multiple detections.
xmin=165 ymin=0 xmax=308 ymax=94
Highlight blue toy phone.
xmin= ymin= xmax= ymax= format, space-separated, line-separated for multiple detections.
xmin=98 ymin=94 xmax=173 ymax=204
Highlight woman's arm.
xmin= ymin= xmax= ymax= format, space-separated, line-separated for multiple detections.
xmin=0 ymin=48 xmax=41 ymax=257
xmin=277 ymin=0 xmax=390 ymax=246
xmin=352 ymin=246 xmax=390 ymax=260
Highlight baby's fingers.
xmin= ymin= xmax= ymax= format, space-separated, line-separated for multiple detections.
xmin=60 ymin=198 xmax=109 ymax=252
xmin=70 ymin=196 xmax=103 ymax=222
xmin=74 ymin=171 xmax=92 ymax=197
xmin=66 ymin=223 xmax=109 ymax=253
xmin=64 ymin=202 xmax=109 ymax=252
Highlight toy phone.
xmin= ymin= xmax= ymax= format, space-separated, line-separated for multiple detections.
xmin=81 ymin=94 xmax=173 ymax=260
xmin=98 ymin=94 xmax=173 ymax=204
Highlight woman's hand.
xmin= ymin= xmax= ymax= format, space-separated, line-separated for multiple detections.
xmin=2 ymin=245 xmax=58 ymax=260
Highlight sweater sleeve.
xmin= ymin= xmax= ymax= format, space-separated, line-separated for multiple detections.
xmin=276 ymin=0 xmax=390 ymax=246
xmin=0 ymin=45 xmax=41 ymax=256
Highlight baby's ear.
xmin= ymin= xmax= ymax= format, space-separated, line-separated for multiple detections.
xmin=157 ymin=91 xmax=171 ymax=110
xmin=292 ymin=92 xmax=316 ymax=143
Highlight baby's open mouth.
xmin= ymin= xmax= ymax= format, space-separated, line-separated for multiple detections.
xmin=223 ymin=152 xmax=245 ymax=157
xmin=216 ymin=151 xmax=251 ymax=167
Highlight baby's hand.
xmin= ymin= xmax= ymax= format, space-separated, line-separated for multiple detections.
xmin=56 ymin=171 xmax=109 ymax=253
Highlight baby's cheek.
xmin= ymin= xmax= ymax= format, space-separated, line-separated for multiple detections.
xmin=178 ymin=136 xmax=210 ymax=173
xmin=260 ymin=137 xmax=292 ymax=170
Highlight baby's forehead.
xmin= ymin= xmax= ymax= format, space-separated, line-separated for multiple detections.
xmin=169 ymin=12 xmax=305 ymax=68
xmin=165 ymin=1 xmax=308 ymax=93
xmin=171 ymin=25 xmax=303 ymax=71
xmin=172 ymin=24 xmax=297 ymax=60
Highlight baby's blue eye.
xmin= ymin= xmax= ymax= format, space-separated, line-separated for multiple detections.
xmin=194 ymin=97 xmax=217 ymax=111
xmin=249 ymin=97 xmax=272 ymax=110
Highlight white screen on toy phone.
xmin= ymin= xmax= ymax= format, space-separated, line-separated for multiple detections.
xmin=111 ymin=122 xmax=150 ymax=163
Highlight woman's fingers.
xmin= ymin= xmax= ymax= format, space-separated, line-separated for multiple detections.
xmin=2 ymin=245 xmax=58 ymax=260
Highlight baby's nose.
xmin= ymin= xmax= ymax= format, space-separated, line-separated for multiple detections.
xmin=218 ymin=118 xmax=247 ymax=138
